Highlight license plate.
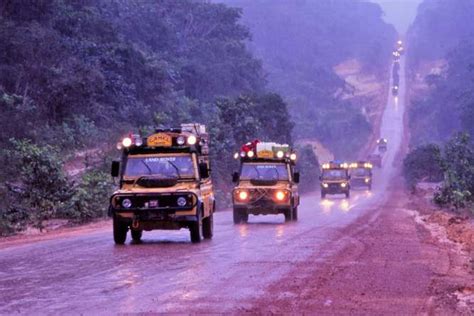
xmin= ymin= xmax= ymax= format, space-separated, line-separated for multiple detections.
xmin=147 ymin=133 xmax=172 ymax=147
xmin=149 ymin=200 xmax=159 ymax=208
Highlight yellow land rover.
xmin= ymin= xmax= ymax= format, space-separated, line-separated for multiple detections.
xmin=320 ymin=161 xmax=351 ymax=198
xmin=109 ymin=123 xmax=214 ymax=244
xmin=231 ymin=141 xmax=300 ymax=223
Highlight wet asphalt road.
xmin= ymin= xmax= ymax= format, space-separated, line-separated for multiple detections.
xmin=0 ymin=60 xmax=406 ymax=314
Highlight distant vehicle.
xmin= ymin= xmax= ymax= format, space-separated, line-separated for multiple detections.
xmin=392 ymin=85 xmax=399 ymax=96
xmin=320 ymin=161 xmax=351 ymax=199
xmin=392 ymin=50 xmax=401 ymax=61
xmin=109 ymin=123 xmax=214 ymax=244
xmin=377 ymin=138 xmax=388 ymax=153
xmin=232 ymin=141 xmax=300 ymax=223
xmin=349 ymin=161 xmax=373 ymax=190
xmin=397 ymin=40 xmax=405 ymax=55
xmin=367 ymin=153 xmax=382 ymax=168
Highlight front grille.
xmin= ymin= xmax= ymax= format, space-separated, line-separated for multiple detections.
xmin=114 ymin=193 xmax=195 ymax=210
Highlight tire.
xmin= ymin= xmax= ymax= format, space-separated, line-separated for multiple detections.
xmin=284 ymin=208 xmax=292 ymax=222
xmin=202 ymin=211 xmax=214 ymax=239
xmin=321 ymin=191 xmax=326 ymax=199
xmin=131 ymin=229 xmax=142 ymax=242
xmin=345 ymin=191 xmax=350 ymax=198
xmin=368 ymin=184 xmax=372 ymax=191
xmin=233 ymin=208 xmax=248 ymax=224
xmin=292 ymin=207 xmax=298 ymax=221
xmin=113 ymin=215 xmax=128 ymax=245
xmin=189 ymin=220 xmax=202 ymax=243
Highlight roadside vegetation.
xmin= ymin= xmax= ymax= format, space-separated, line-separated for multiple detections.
xmin=405 ymin=0 xmax=474 ymax=213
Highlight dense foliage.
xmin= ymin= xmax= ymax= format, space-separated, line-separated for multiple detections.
xmin=434 ymin=133 xmax=474 ymax=210
xmin=403 ymin=144 xmax=443 ymax=189
xmin=0 ymin=0 xmax=297 ymax=234
xmin=223 ymin=0 xmax=397 ymax=157
xmin=407 ymin=0 xmax=474 ymax=67
xmin=407 ymin=0 xmax=474 ymax=146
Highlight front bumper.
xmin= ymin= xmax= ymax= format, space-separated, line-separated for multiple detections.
xmin=109 ymin=192 xmax=199 ymax=222
xmin=233 ymin=199 xmax=291 ymax=215
xmin=321 ymin=183 xmax=349 ymax=194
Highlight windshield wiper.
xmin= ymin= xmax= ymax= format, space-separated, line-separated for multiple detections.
xmin=167 ymin=161 xmax=181 ymax=179
xmin=141 ymin=160 xmax=153 ymax=175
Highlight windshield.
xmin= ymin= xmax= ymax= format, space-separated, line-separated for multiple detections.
xmin=124 ymin=155 xmax=195 ymax=179
xmin=351 ymin=168 xmax=371 ymax=177
xmin=322 ymin=169 xmax=348 ymax=180
xmin=240 ymin=163 xmax=289 ymax=181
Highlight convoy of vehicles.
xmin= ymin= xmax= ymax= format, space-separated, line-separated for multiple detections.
xmin=231 ymin=141 xmax=300 ymax=223
xmin=109 ymin=123 xmax=214 ymax=244
xmin=349 ymin=161 xmax=373 ymax=190
xmin=108 ymin=46 xmax=401 ymax=242
xmin=320 ymin=161 xmax=351 ymax=199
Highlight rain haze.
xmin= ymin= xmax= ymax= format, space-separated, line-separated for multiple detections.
xmin=0 ymin=0 xmax=473 ymax=314
xmin=371 ymin=0 xmax=423 ymax=34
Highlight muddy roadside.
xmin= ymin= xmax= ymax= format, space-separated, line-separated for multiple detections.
xmin=246 ymin=178 xmax=473 ymax=314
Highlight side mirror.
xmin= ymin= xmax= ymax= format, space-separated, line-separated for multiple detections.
xmin=199 ymin=162 xmax=210 ymax=179
xmin=111 ymin=161 xmax=120 ymax=177
xmin=293 ymin=172 xmax=300 ymax=184
xmin=232 ymin=172 xmax=239 ymax=183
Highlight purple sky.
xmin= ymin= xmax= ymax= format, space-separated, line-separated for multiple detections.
xmin=370 ymin=0 xmax=423 ymax=34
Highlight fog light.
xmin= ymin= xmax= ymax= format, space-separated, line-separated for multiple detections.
xmin=177 ymin=197 xmax=187 ymax=207
xmin=122 ymin=198 xmax=132 ymax=208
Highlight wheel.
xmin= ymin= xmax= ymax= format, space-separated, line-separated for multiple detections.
xmin=233 ymin=208 xmax=248 ymax=224
xmin=321 ymin=191 xmax=326 ymax=199
xmin=284 ymin=208 xmax=292 ymax=222
xmin=368 ymin=184 xmax=372 ymax=191
xmin=189 ymin=220 xmax=202 ymax=243
xmin=131 ymin=229 xmax=142 ymax=242
xmin=292 ymin=207 xmax=298 ymax=221
xmin=113 ymin=214 xmax=128 ymax=245
xmin=202 ymin=211 xmax=214 ymax=239
xmin=345 ymin=191 xmax=350 ymax=198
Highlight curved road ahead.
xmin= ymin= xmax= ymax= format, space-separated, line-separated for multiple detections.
xmin=0 ymin=60 xmax=406 ymax=314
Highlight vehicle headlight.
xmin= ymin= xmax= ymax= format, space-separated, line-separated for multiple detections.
xmin=177 ymin=197 xmax=187 ymax=207
xmin=122 ymin=137 xmax=132 ymax=148
xmin=122 ymin=198 xmax=132 ymax=208
xmin=276 ymin=151 xmax=284 ymax=158
xmin=247 ymin=151 xmax=255 ymax=158
xmin=238 ymin=191 xmax=249 ymax=201
xmin=187 ymin=135 xmax=197 ymax=145
xmin=177 ymin=136 xmax=186 ymax=145
xmin=275 ymin=190 xmax=286 ymax=201
xmin=340 ymin=183 xmax=347 ymax=188
xmin=322 ymin=183 xmax=329 ymax=188
xmin=365 ymin=178 xmax=370 ymax=183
